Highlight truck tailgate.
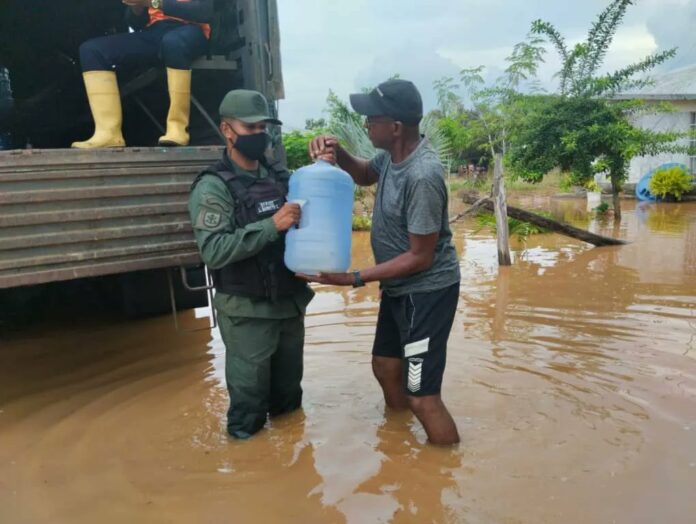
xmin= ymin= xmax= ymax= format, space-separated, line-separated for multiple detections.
xmin=0 ymin=147 xmax=222 ymax=289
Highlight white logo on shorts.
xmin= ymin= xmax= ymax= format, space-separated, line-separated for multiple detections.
xmin=408 ymin=358 xmax=423 ymax=393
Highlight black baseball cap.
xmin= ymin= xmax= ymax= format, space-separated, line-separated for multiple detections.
xmin=349 ymin=79 xmax=423 ymax=125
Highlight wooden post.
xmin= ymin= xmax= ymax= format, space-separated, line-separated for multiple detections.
xmin=492 ymin=153 xmax=512 ymax=266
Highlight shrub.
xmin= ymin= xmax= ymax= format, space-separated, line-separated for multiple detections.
xmin=648 ymin=165 xmax=693 ymax=201
xmin=352 ymin=215 xmax=372 ymax=231
xmin=593 ymin=201 xmax=610 ymax=215
xmin=282 ymin=130 xmax=319 ymax=171
xmin=585 ymin=179 xmax=601 ymax=192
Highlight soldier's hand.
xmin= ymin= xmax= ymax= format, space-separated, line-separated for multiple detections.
xmin=309 ymin=135 xmax=339 ymax=165
xmin=272 ymin=203 xmax=301 ymax=232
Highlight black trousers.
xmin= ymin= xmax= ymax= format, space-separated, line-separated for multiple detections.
xmin=79 ymin=21 xmax=208 ymax=72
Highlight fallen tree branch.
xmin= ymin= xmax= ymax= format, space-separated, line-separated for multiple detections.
xmin=460 ymin=193 xmax=628 ymax=247
xmin=449 ymin=196 xmax=491 ymax=224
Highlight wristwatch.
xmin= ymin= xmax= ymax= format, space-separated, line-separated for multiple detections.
xmin=352 ymin=270 xmax=365 ymax=288
xmin=151 ymin=0 xmax=162 ymax=10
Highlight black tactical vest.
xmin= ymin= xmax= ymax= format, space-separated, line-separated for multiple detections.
xmin=192 ymin=159 xmax=305 ymax=301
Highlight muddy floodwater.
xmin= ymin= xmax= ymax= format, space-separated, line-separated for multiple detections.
xmin=1 ymin=198 xmax=695 ymax=524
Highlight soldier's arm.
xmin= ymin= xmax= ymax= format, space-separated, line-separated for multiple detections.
xmin=188 ymin=175 xmax=279 ymax=270
xmin=161 ymin=0 xmax=214 ymax=23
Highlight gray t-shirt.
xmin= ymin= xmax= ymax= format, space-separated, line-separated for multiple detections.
xmin=369 ymin=138 xmax=460 ymax=296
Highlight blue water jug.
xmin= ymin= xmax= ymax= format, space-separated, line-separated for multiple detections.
xmin=285 ymin=160 xmax=354 ymax=274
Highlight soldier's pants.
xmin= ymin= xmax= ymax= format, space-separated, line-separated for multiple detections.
xmin=79 ymin=21 xmax=208 ymax=72
xmin=217 ymin=313 xmax=304 ymax=438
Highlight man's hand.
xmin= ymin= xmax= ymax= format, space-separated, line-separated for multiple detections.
xmin=308 ymin=135 xmax=340 ymax=165
xmin=272 ymin=203 xmax=301 ymax=232
xmin=296 ymin=272 xmax=354 ymax=286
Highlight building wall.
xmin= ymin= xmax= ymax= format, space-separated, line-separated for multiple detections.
xmin=625 ymin=100 xmax=695 ymax=184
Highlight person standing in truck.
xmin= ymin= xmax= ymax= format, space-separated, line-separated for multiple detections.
xmin=72 ymin=0 xmax=214 ymax=149
xmin=189 ymin=89 xmax=314 ymax=439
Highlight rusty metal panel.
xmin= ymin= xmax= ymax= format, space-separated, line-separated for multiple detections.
xmin=0 ymin=147 xmax=223 ymax=289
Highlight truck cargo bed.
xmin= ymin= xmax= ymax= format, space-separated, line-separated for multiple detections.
xmin=0 ymin=147 xmax=222 ymax=289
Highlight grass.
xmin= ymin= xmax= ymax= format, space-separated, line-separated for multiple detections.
xmin=474 ymin=211 xmax=551 ymax=241
xmin=447 ymin=170 xmax=565 ymax=195
xmin=352 ymin=215 xmax=372 ymax=231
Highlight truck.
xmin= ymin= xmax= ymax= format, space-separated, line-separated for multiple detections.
xmin=0 ymin=0 xmax=284 ymax=322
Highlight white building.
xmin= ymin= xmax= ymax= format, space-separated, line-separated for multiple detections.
xmin=614 ymin=64 xmax=696 ymax=184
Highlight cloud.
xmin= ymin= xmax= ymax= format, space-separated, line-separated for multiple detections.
xmin=277 ymin=1 xmax=695 ymax=129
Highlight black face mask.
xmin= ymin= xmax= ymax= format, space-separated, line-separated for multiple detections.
xmin=233 ymin=131 xmax=269 ymax=161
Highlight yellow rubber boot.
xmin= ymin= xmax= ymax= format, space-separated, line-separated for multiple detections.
xmin=158 ymin=68 xmax=192 ymax=146
xmin=71 ymin=71 xmax=125 ymax=149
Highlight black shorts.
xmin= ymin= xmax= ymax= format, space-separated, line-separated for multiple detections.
xmin=372 ymin=282 xmax=459 ymax=397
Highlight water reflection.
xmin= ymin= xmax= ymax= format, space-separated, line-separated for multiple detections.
xmin=1 ymin=198 xmax=695 ymax=523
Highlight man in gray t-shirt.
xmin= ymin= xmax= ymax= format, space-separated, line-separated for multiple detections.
xmin=304 ymin=79 xmax=461 ymax=446
xmin=370 ymin=140 xmax=460 ymax=296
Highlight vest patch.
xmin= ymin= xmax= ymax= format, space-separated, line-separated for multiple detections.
xmin=204 ymin=211 xmax=221 ymax=228
xmin=257 ymin=198 xmax=282 ymax=215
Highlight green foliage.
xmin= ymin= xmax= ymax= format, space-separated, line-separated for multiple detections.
xmin=433 ymin=77 xmax=463 ymax=117
xmin=522 ymin=0 xmax=685 ymax=220
xmin=448 ymin=176 xmax=489 ymax=194
xmin=282 ymin=130 xmax=320 ymax=171
xmin=531 ymin=1 xmax=676 ymax=97
xmin=594 ymin=202 xmax=610 ymax=215
xmin=305 ymin=118 xmax=327 ymax=131
xmin=427 ymin=35 xmax=546 ymax=170
xmin=352 ymin=215 xmax=372 ymax=231
xmin=508 ymin=93 xmax=685 ymax=199
xmin=435 ymin=112 xmax=490 ymax=167
xmin=474 ymin=211 xmax=549 ymax=241
xmin=585 ymin=179 xmax=601 ymax=192
xmin=559 ymin=173 xmax=576 ymax=193
xmin=322 ymin=90 xmax=452 ymax=166
xmin=648 ymin=165 xmax=694 ymax=200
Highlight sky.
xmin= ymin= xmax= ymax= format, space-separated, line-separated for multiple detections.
xmin=276 ymin=0 xmax=696 ymax=130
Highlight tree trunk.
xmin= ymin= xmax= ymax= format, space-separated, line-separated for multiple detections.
xmin=492 ymin=153 xmax=512 ymax=266
xmin=610 ymin=173 xmax=622 ymax=222
xmin=460 ymin=194 xmax=628 ymax=247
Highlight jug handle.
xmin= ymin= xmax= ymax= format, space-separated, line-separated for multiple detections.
xmin=290 ymin=199 xmax=308 ymax=229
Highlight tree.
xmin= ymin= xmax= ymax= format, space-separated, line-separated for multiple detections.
xmin=304 ymin=118 xmax=327 ymax=131
xmin=512 ymin=0 xmax=683 ymax=220
xmin=435 ymin=112 xmax=490 ymax=169
xmin=441 ymin=36 xmax=547 ymax=266
xmin=283 ymin=130 xmax=321 ymax=171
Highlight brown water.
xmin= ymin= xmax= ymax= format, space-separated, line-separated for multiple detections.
xmin=1 ymin=198 xmax=695 ymax=524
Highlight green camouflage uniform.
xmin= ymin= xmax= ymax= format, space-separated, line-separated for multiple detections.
xmin=189 ymin=153 xmax=314 ymax=439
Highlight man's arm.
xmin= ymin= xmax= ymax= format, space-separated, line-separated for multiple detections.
xmin=298 ymin=232 xmax=437 ymax=286
xmin=308 ymin=135 xmax=379 ymax=187
xmin=189 ymin=176 xmax=299 ymax=269
xmin=361 ymin=232 xmax=437 ymax=281
xmin=298 ymin=171 xmax=446 ymax=286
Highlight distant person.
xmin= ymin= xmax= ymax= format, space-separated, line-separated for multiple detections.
xmin=189 ymin=89 xmax=314 ymax=439
xmin=72 ymin=0 xmax=213 ymax=149
xmin=306 ymin=79 xmax=461 ymax=445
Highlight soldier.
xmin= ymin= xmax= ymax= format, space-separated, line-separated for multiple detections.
xmin=72 ymin=0 xmax=214 ymax=149
xmin=188 ymin=89 xmax=314 ymax=439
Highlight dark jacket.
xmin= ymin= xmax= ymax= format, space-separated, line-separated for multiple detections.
xmin=125 ymin=0 xmax=214 ymax=30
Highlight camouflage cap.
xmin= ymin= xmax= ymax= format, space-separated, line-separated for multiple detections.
xmin=219 ymin=89 xmax=282 ymax=125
